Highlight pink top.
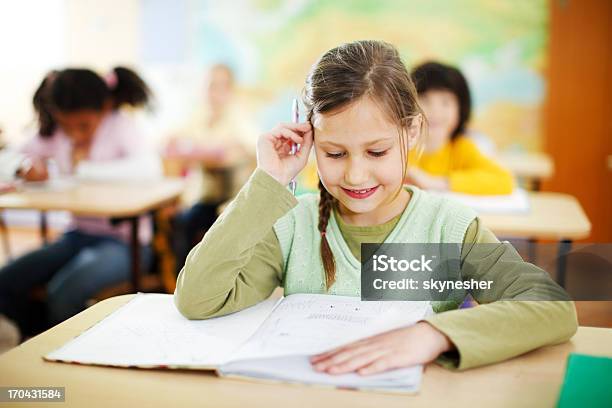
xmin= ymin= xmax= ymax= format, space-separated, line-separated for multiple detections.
xmin=21 ymin=111 xmax=162 ymax=244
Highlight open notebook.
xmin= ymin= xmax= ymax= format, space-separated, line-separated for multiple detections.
xmin=45 ymin=293 xmax=432 ymax=394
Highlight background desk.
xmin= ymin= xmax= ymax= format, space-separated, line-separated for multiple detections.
xmin=479 ymin=191 xmax=591 ymax=287
xmin=0 ymin=180 xmax=184 ymax=291
xmin=163 ymin=151 xmax=255 ymax=211
xmin=1 ymin=295 xmax=611 ymax=408
xmin=498 ymin=152 xmax=554 ymax=191
xmin=479 ymin=192 xmax=590 ymax=241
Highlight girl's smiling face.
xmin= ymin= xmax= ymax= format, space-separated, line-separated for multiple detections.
xmin=313 ymin=96 xmax=419 ymax=226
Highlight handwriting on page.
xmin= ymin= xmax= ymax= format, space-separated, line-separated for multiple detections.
xmin=229 ymin=294 xmax=431 ymax=361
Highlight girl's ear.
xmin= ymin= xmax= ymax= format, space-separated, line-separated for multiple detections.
xmin=406 ymin=114 xmax=422 ymax=150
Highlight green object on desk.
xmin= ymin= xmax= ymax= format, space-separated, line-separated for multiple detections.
xmin=557 ymin=353 xmax=612 ymax=408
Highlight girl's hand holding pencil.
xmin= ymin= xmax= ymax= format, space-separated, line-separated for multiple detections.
xmin=256 ymin=121 xmax=313 ymax=187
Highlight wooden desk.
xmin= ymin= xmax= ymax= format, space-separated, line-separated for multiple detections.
xmin=162 ymin=151 xmax=250 ymax=204
xmin=1 ymin=295 xmax=611 ymax=407
xmin=163 ymin=155 xmax=240 ymax=173
xmin=479 ymin=192 xmax=590 ymax=241
xmin=498 ymin=152 xmax=554 ymax=191
xmin=0 ymin=179 xmax=184 ymax=290
xmin=479 ymin=192 xmax=591 ymax=287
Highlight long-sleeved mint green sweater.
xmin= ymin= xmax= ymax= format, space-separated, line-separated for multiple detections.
xmin=175 ymin=168 xmax=577 ymax=370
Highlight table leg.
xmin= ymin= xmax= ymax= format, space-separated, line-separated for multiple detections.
xmin=527 ymin=238 xmax=537 ymax=263
xmin=0 ymin=211 xmax=11 ymax=260
xmin=557 ymin=239 xmax=572 ymax=288
xmin=130 ymin=217 xmax=141 ymax=292
xmin=152 ymin=208 xmax=178 ymax=293
xmin=40 ymin=211 xmax=48 ymax=245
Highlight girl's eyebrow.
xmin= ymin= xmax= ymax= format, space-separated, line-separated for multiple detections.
xmin=318 ymin=137 xmax=394 ymax=148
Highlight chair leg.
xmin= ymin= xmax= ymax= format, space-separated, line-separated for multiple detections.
xmin=153 ymin=207 xmax=177 ymax=293
xmin=557 ymin=239 xmax=572 ymax=288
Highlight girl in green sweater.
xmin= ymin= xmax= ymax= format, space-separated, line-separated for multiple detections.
xmin=174 ymin=40 xmax=576 ymax=374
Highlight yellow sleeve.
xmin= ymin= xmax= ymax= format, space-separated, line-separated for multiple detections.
xmin=448 ymin=138 xmax=515 ymax=195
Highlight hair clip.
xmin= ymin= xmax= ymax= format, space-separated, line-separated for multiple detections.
xmin=105 ymin=71 xmax=118 ymax=89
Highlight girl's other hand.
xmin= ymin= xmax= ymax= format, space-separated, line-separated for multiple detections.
xmin=310 ymin=322 xmax=454 ymax=375
xmin=256 ymin=122 xmax=313 ymax=186
xmin=22 ymin=159 xmax=48 ymax=182
xmin=72 ymin=146 xmax=90 ymax=167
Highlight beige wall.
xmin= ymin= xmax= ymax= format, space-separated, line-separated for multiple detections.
xmin=0 ymin=0 xmax=139 ymax=145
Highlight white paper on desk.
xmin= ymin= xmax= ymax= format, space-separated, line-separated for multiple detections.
xmin=45 ymin=293 xmax=279 ymax=368
xmin=45 ymin=293 xmax=430 ymax=393
xmin=433 ymin=188 xmax=530 ymax=214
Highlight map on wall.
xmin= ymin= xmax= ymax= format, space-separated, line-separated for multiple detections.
xmin=142 ymin=0 xmax=547 ymax=192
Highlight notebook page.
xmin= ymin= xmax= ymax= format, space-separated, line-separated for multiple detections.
xmin=221 ymin=355 xmax=422 ymax=394
xmin=45 ymin=294 xmax=279 ymax=368
xmin=221 ymin=294 xmax=430 ymax=392
xmin=228 ymin=294 xmax=432 ymax=361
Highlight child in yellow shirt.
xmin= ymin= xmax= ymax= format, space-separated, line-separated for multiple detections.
xmin=407 ymin=62 xmax=514 ymax=195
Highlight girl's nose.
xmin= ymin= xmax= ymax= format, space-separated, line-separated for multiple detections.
xmin=344 ymin=159 xmax=369 ymax=186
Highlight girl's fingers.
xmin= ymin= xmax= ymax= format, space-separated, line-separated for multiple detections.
xmin=358 ymin=355 xmax=405 ymax=376
xmin=310 ymin=348 xmax=348 ymax=365
xmin=270 ymin=127 xmax=304 ymax=146
xmin=295 ymin=125 xmax=314 ymax=158
xmin=312 ymin=343 xmax=377 ymax=371
xmin=279 ymin=121 xmax=313 ymax=133
xmin=310 ymin=338 xmax=373 ymax=364
xmin=272 ymin=136 xmax=291 ymax=153
xmin=326 ymin=349 xmax=390 ymax=375
xmin=271 ymin=122 xmax=313 ymax=145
